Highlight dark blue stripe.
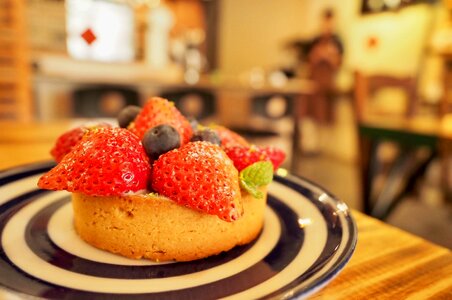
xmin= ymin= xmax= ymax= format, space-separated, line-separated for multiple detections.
xmin=0 ymin=161 xmax=55 ymax=186
xmin=0 ymin=165 xmax=357 ymax=300
xmin=0 ymin=189 xmax=57 ymax=297
xmin=1 ymin=191 xmax=304 ymax=299
xmin=269 ymin=175 xmax=357 ymax=299
xmin=25 ymin=198 xmax=256 ymax=279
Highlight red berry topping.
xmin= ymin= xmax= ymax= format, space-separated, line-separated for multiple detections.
xmin=38 ymin=127 xmax=151 ymax=196
xmin=50 ymin=124 xmax=111 ymax=162
xmin=128 ymin=97 xmax=193 ymax=145
xmin=50 ymin=126 xmax=86 ymax=163
xmin=261 ymin=146 xmax=286 ymax=171
xmin=225 ymin=145 xmax=285 ymax=171
xmin=225 ymin=145 xmax=269 ymax=172
xmin=210 ymin=125 xmax=249 ymax=148
xmin=151 ymin=141 xmax=242 ymax=222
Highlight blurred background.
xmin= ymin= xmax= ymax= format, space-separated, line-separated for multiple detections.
xmin=1 ymin=0 xmax=451 ymax=247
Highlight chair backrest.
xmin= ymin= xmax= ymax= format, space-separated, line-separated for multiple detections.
xmin=354 ymin=71 xmax=417 ymax=121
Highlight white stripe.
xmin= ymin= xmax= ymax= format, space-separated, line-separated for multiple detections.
xmin=2 ymin=191 xmax=281 ymax=294
xmin=48 ymin=202 xmax=165 ymax=266
xmin=296 ymin=201 xmax=352 ymax=292
xmin=0 ymin=171 xmax=354 ymax=298
xmin=0 ymin=174 xmax=44 ymax=206
xmin=221 ymin=181 xmax=329 ymax=300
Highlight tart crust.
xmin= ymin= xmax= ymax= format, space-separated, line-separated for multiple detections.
xmin=71 ymin=189 xmax=266 ymax=262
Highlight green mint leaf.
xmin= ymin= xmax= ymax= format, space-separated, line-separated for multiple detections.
xmin=239 ymin=161 xmax=273 ymax=198
xmin=241 ymin=161 xmax=273 ymax=186
xmin=240 ymin=178 xmax=263 ymax=198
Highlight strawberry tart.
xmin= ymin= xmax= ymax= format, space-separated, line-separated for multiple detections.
xmin=38 ymin=97 xmax=285 ymax=262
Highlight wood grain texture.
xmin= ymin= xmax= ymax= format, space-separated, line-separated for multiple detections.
xmin=0 ymin=122 xmax=451 ymax=298
xmin=0 ymin=121 xmax=71 ymax=169
xmin=312 ymin=211 xmax=452 ymax=299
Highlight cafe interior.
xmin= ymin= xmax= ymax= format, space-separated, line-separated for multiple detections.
xmin=0 ymin=0 xmax=452 ymax=297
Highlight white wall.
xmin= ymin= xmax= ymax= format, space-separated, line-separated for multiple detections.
xmin=218 ymin=0 xmax=436 ymax=77
xmin=218 ymin=0 xmax=319 ymax=75
xmin=346 ymin=4 xmax=434 ymax=76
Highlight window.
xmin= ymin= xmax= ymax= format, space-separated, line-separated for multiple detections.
xmin=66 ymin=0 xmax=135 ymax=62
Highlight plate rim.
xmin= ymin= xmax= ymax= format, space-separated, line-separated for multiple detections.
xmin=0 ymin=161 xmax=358 ymax=299
xmin=275 ymin=174 xmax=358 ymax=299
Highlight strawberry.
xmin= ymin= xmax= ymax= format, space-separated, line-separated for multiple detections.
xmin=128 ymin=97 xmax=193 ymax=145
xmin=50 ymin=124 xmax=111 ymax=162
xmin=261 ymin=146 xmax=286 ymax=171
xmin=225 ymin=145 xmax=269 ymax=172
xmin=38 ymin=127 xmax=151 ymax=196
xmin=209 ymin=125 xmax=249 ymax=148
xmin=151 ymin=141 xmax=242 ymax=222
xmin=50 ymin=126 xmax=86 ymax=163
xmin=225 ymin=145 xmax=285 ymax=171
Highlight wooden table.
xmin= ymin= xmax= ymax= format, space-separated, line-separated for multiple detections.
xmin=0 ymin=121 xmax=451 ymax=299
xmin=0 ymin=120 xmax=74 ymax=169
xmin=358 ymin=115 xmax=452 ymax=219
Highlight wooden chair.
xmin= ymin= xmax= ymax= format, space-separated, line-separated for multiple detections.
xmin=0 ymin=0 xmax=33 ymax=122
xmin=353 ymin=71 xmax=418 ymax=121
xmin=354 ymin=71 xmax=452 ymax=219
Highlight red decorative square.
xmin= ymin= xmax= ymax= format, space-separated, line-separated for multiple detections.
xmin=367 ymin=36 xmax=379 ymax=49
xmin=81 ymin=28 xmax=97 ymax=45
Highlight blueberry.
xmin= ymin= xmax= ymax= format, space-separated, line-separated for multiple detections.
xmin=191 ymin=129 xmax=221 ymax=146
xmin=142 ymin=124 xmax=181 ymax=160
xmin=117 ymin=105 xmax=141 ymax=128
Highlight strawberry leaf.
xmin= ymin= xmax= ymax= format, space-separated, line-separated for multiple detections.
xmin=239 ymin=161 xmax=273 ymax=198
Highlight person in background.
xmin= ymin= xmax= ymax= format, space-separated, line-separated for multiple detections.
xmin=288 ymin=8 xmax=343 ymax=154
xmin=305 ymin=8 xmax=343 ymax=125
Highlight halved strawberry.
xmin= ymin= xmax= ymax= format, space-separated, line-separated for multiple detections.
xmin=38 ymin=127 xmax=151 ymax=196
xmin=128 ymin=97 xmax=193 ymax=145
xmin=225 ymin=145 xmax=285 ymax=171
xmin=209 ymin=125 xmax=249 ymax=149
xmin=151 ymin=141 xmax=242 ymax=222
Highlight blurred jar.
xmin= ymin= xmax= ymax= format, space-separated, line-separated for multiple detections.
xmin=183 ymin=29 xmax=206 ymax=84
xmin=145 ymin=4 xmax=174 ymax=68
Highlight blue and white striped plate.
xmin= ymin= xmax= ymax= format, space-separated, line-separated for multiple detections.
xmin=0 ymin=162 xmax=356 ymax=299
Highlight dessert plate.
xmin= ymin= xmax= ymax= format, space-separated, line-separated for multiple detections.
xmin=0 ymin=162 xmax=357 ymax=299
